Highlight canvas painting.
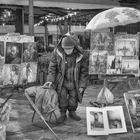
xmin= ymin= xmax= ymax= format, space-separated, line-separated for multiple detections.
xmin=121 ymin=58 xmax=139 ymax=74
xmin=107 ymin=56 xmax=122 ymax=74
xmin=5 ymin=42 xmax=22 ymax=64
xmin=86 ymin=107 xmax=108 ymax=135
xmin=19 ymin=62 xmax=37 ymax=84
xmin=3 ymin=64 xmax=20 ymax=85
xmin=89 ymin=50 xmax=108 ymax=74
xmin=35 ymin=35 xmax=45 ymax=52
xmin=86 ymin=106 xmax=127 ymax=135
xmin=124 ymin=92 xmax=140 ymax=132
xmin=106 ymin=106 xmax=127 ymax=134
xmin=114 ymin=34 xmax=139 ymax=57
xmin=23 ymin=42 xmax=37 ymax=62
xmin=90 ymin=32 xmax=114 ymax=55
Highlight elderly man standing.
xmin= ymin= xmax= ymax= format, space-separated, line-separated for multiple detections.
xmin=43 ymin=32 xmax=89 ymax=124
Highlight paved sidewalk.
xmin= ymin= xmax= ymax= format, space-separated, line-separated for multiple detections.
xmin=4 ymin=83 xmax=140 ymax=140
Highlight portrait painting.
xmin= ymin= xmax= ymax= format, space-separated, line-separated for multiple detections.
xmin=114 ymin=34 xmax=139 ymax=57
xmin=121 ymin=58 xmax=139 ymax=74
xmin=86 ymin=107 xmax=108 ymax=135
xmin=19 ymin=62 xmax=37 ymax=84
xmin=3 ymin=64 xmax=20 ymax=85
xmin=5 ymin=42 xmax=22 ymax=64
xmin=90 ymin=32 xmax=114 ymax=55
xmin=23 ymin=42 xmax=37 ymax=62
xmin=89 ymin=50 xmax=108 ymax=74
xmin=124 ymin=92 xmax=140 ymax=133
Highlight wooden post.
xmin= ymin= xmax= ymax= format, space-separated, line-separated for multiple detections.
xmin=29 ymin=0 xmax=34 ymax=35
xmin=44 ymin=21 xmax=48 ymax=51
xmin=15 ymin=8 xmax=24 ymax=34
xmin=68 ymin=17 xmax=71 ymax=32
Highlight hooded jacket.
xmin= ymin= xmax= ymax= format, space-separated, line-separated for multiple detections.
xmin=47 ymin=33 xmax=89 ymax=103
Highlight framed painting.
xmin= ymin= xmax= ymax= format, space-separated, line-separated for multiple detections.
xmin=106 ymin=106 xmax=127 ymax=134
xmin=114 ymin=34 xmax=139 ymax=57
xmin=3 ymin=64 xmax=20 ymax=86
xmin=35 ymin=34 xmax=46 ymax=53
xmin=19 ymin=62 xmax=37 ymax=84
xmin=5 ymin=42 xmax=22 ymax=64
xmin=124 ymin=92 xmax=140 ymax=133
xmin=86 ymin=107 xmax=108 ymax=135
xmin=107 ymin=55 xmax=122 ymax=74
xmin=23 ymin=42 xmax=37 ymax=62
xmin=121 ymin=58 xmax=139 ymax=74
xmin=89 ymin=50 xmax=108 ymax=74
xmin=90 ymin=32 xmax=114 ymax=55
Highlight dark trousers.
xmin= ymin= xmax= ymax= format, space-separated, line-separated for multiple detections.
xmin=58 ymin=86 xmax=78 ymax=112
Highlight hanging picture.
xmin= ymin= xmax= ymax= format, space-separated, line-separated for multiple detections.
xmin=90 ymin=32 xmax=114 ymax=55
xmin=23 ymin=42 xmax=37 ymax=62
xmin=107 ymin=55 xmax=116 ymax=74
xmin=3 ymin=64 xmax=20 ymax=85
xmin=107 ymin=56 xmax=122 ymax=74
xmin=89 ymin=50 xmax=107 ymax=74
xmin=19 ymin=62 xmax=37 ymax=84
xmin=124 ymin=92 xmax=140 ymax=133
xmin=86 ymin=106 xmax=127 ymax=135
xmin=121 ymin=58 xmax=139 ymax=74
xmin=5 ymin=42 xmax=22 ymax=64
xmin=114 ymin=34 xmax=139 ymax=57
xmin=35 ymin=35 xmax=45 ymax=53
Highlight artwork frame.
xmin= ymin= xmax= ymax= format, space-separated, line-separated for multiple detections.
xmin=124 ymin=92 xmax=140 ymax=133
xmin=86 ymin=106 xmax=127 ymax=135
xmin=114 ymin=33 xmax=139 ymax=57
xmin=90 ymin=32 xmax=114 ymax=54
xmin=89 ymin=50 xmax=108 ymax=74
xmin=35 ymin=34 xmax=46 ymax=53
xmin=121 ymin=58 xmax=139 ymax=75
xmin=5 ymin=42 xmax=22 ymax=64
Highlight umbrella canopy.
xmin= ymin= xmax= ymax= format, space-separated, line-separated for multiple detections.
xmin=85 ymin=7 xmax=140 ymax=31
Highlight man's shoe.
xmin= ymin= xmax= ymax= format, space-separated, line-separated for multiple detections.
xmin=69 ymin=111 xmax=81 ymax=121
xmin=57 ymin=113 xmax=67 ymax=124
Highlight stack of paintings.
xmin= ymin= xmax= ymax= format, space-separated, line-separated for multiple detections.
xmin=89 ymin=32 xmax=139 ymax=75
xmin=86 ymin=106 xmax=127 ymax=135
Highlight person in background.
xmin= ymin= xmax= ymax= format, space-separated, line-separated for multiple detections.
xmin=43 ymin=32 xmax=89 ymax=124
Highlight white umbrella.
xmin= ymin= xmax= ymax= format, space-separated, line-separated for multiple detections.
xmin=85 ymin=7 xmax=140 ymax=31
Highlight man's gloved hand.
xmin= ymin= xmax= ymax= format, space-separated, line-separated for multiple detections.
xmin=79 ymin=87 xmax=84 ymax=94
xmin=42 ymin=82 xmax=52 ymax=89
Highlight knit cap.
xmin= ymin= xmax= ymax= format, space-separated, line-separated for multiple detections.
xmin=61 ymin=37 xmax=74 ymax=49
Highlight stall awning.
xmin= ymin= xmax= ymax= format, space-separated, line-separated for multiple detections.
xmin=0 ymin=0 xmax=120 ymax=9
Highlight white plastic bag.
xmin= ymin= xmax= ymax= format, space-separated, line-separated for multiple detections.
xmin=96 ymin=86 xmax=114 ymax=104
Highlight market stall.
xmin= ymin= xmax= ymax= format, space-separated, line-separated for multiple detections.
xmin=85 ymin=7 xmax=140 ymax=136
xmin=0 ymin=33 xmax=38 ymax=88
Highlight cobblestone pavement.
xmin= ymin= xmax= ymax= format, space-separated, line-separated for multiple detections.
xmin=4 ymin=82 xmax=140 ymax=140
